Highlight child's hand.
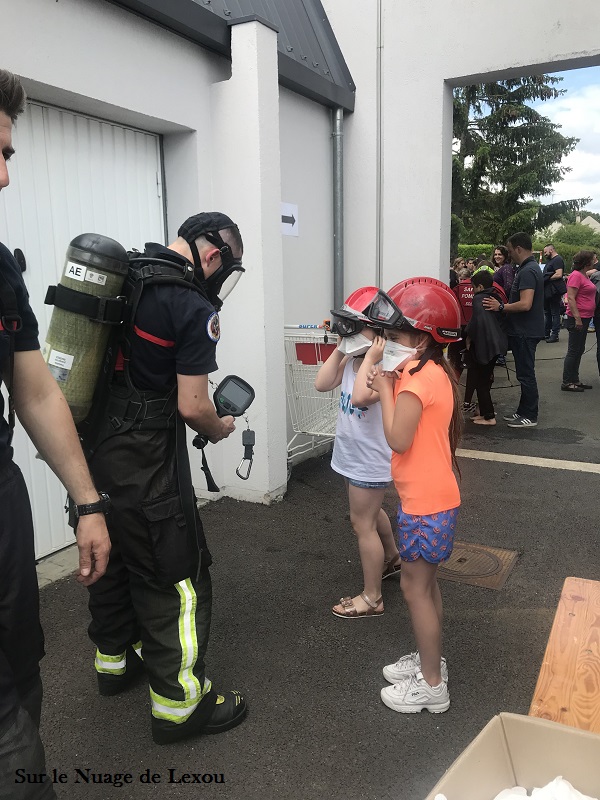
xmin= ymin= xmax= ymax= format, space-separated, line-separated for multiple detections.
xmin=366 ymin=364 xmax=393 ymax=394
xmin=364 ymin=334 xmax=386 ymax=366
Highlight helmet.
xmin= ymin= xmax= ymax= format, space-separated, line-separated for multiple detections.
xmin=330 ymin=286 xmax=380 ymax=337
xmin=385 ymin=277 xmax=461 ymax=343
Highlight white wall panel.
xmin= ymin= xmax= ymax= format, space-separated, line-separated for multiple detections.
xmin=0 ymin=102 xmax=164 ymax=558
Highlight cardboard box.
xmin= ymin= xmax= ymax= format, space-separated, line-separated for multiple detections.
xmin=425 ymin=713 xmax=600 ymax=800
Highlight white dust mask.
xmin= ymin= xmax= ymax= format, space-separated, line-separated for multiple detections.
xmin=337 ymin=332 xmax=373 ymax=357
xmin=381 ymin=340 xmax=418 ymax=372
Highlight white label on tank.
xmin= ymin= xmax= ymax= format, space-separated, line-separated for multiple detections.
xmin=48 ymin=349 xmax=74 ymax=371
xmin=65 ymin=261 xmax=86 ymax=282
xmin=85 ymin=269 xmax=107 ymax=286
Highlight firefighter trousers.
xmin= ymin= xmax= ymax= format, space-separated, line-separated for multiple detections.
xmin=0 ymin=463 xmax=55 ymax=799
xmin=87 ymin=428 xmax=217 ymax=735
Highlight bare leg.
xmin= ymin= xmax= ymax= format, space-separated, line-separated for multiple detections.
xmin=376 ymin=508 xmax=400 ymax=564
xmin=399 ymin=558 xmax=443 ymax=686
xmin=333 ymin=484 xmax=387 ymax=615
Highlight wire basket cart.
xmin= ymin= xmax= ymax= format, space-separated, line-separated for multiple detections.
xmin=284 ymin=325 xmax=340 ymax=469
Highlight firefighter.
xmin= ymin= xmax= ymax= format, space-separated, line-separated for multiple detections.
xmin=84 ymin=212 xmax=247 ymax=744
xmin=0 ymin=68 xmax=110 ymax=800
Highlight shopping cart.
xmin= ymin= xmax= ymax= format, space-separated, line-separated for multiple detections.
xmin=284 ymin=325 xmax=340 ymax=470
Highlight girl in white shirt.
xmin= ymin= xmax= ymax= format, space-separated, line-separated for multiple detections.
xmin=315 ymin=287 xmax=400 ymax=618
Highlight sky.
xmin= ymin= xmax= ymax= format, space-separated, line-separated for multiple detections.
xmin=535 ymin=66 xmax=600 ymax=215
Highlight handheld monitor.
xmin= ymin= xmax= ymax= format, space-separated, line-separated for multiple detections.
xmin=213 ymin=375 xmax=255 ymax=418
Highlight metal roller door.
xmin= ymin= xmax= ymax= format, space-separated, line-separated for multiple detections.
xmin=0 ymin=102 xmax=165 ymax=558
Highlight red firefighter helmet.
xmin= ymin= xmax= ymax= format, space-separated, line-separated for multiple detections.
xmin=385 ymin=277 xmax=462 ymax=343
xmin=330 ymin=286 xmax=381 ymax=336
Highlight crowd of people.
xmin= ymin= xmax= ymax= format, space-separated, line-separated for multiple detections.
xmin=450 ymin=235 xmax=600 ymax=416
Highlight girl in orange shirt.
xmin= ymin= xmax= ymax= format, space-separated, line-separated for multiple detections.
xmin=365 ymin=277 xmax=462 ymax=713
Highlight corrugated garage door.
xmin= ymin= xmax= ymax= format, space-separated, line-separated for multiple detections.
xmin=0 ymin=102 xmax=165 ymax=558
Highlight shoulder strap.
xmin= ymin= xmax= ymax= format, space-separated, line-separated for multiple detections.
xmin=0 ymin=267 xmax=23 ymax=445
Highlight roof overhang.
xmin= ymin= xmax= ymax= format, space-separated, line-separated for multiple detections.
xmin=106 ymin=0 xmax=355 ymax=112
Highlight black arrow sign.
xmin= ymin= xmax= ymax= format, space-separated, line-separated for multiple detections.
xmin=281 ymin=214 xmax=296 ymax=226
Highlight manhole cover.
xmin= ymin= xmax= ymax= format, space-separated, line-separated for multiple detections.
xmin=437 ymin=541 xmax=518 ymax=590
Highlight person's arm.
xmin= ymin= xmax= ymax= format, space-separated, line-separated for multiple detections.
xmin=550 ymin=267 xmax=564 ymax=280
xmin=566 ymin=285 xmax=582 ymax=328
xmin=482 ymin=288 xmax=534 ymax=314
xmin=367 ymin=366 xmax=422 ymax=453
xmin=314 ymin=342 xmax=348 ymax=392
xmin=177 ymin=373 xmax=235 ymax=443
xmin=9 ymin=350 xmax=110 ymax=586
xmin=351 ymin=335 xmax=386 ymax=406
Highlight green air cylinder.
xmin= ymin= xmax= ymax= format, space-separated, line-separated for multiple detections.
xmin=43 ymin=233 xmax=129 ymax=423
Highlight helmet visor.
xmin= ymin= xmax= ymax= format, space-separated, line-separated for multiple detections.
xmin=330 ymin=311 xmax=365 ymax=338
xmin=216 ymin=265 xmax=244 ymax=302
xmin=364 ymin=291 xmax=405 ymax=329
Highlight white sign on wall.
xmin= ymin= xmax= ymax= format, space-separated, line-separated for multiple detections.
xmin=281 ymin=202 xmax=299 ymax=237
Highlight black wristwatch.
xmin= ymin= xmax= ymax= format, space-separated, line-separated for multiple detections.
xmin=497 ymin=302 xmax=505 ymax=313
xmin=74 ymin=492 xmax=111 ymax=519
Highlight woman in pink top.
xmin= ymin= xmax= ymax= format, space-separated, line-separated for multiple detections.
xmin=561 ymin=250 xmax=597 ymax=392
xmin=365 ymin=278 xmax=462 ymax=715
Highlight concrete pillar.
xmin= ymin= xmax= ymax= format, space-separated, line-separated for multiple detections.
xmin=190 ymin=17 xmax=288 ymax=504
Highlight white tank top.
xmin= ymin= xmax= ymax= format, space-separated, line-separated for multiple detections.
xmin=330 ymin=358 xmax=392 ymax=483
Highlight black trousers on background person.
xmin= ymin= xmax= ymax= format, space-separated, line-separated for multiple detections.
xmin=0 ymin=463 xmax=56 ymax=800
xmin=465 ymin=359 xmax=497 ymax=419
xmin=562 ymin=316 xmax=591 ymax=385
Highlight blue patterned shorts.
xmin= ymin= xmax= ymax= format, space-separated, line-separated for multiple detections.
xmin=396 ymin=504 xmax=458 ymax=564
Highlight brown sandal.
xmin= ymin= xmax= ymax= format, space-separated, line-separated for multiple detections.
xmin=382 ymin=556 xmax=402 ymax=580
xmin=332 ymin=592 xmax=384 ymax=618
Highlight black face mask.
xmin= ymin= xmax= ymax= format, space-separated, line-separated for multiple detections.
xmin=189 ymin=231 xmax=244 ymax=310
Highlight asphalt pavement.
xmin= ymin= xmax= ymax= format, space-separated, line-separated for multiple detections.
xmin=37 ymin=333 xmax=600 ymax=800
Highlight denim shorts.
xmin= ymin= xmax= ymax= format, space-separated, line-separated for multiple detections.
xmin=396 ymin=504 xmax=458 ymax=564
xmin=347 ymin=478 xmax=391 ymax=489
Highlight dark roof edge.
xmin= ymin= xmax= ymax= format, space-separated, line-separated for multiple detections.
xmin=105 ymin=0 xmax=230 ymax=55
xmin=279 ymin=54 xmax=355 ymax=112
xmin=105 ymin=0 xmax=355 ymax=112
xmin=227 ymin=15 xmax=279 ymax=35
xmin=305 ymin=0 xmax=356 ymax=93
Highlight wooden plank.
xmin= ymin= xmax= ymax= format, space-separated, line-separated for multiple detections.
xmin=529 ymin=577 xmax=600 ymax=733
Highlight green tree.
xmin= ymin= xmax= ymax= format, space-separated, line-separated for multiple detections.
xmin=452 ymin=76 xmax=589 ymax=254
xmin=550 ymin=223 xmax=600 ymax=249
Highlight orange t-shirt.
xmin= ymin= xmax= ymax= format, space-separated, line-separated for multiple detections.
xmin=391 ymin=360 xmax=460 ymax=515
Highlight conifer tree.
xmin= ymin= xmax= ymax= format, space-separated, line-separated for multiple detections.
xmin=452 ymin=76 xmax=589 ymax=251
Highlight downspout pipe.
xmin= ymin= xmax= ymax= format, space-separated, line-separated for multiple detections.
xmin=333 ymin=106 xmax=344 ymax=309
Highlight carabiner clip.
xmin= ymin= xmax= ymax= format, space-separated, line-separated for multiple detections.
xmin=236 ymin=428 xmax=255 ymax=480
xmin=236 ymin=457 xmax=253 ymax=480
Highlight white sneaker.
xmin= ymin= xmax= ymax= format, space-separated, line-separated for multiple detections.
xmin=380 ymin=671 xmax=450 ymax=714
xmin=382 ymin=652 xmax=448 ymax=684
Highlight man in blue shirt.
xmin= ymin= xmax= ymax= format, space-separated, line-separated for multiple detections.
xmin=483 ymin=232 xmax=545 ymax=428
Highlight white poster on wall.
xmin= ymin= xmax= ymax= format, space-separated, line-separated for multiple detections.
xmin=281 ymin=202 xmax=299 ymax=237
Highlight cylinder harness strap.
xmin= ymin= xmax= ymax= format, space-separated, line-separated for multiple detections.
xmin=0 ymin=270 xmax=23 ymax=446
xmin=44 ymin=284 xmax=128 ymax=325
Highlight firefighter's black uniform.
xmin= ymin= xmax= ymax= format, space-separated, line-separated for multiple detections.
xmin=85 ymin=242 xmax=240 ymax=744
xmin=0 ymin=243 xmax=57 ymax=799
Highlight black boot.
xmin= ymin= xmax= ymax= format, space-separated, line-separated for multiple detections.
xmin=151 ymin=688 xmax=246 ymax=745
xmin=97 ymin=646 xmax=145 ymax=697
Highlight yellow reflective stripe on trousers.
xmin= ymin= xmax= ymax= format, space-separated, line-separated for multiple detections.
xmin=151 ymin=678 xmax=212 ymax=722
xmin=150 ymin=578 xmax=207 ymax=723
xmin=95 ymin=650 xmax=126 ymax=675
xmin=132 ymin=640 xmax=143 ymax=660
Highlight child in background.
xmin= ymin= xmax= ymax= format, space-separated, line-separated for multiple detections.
xmin=463 ymin=268 xmax=508 ymax=426
xmin=365 ymin=277 xmax=462 ymax=713
xmin=315 ymin=287 xmax=400 ymax=619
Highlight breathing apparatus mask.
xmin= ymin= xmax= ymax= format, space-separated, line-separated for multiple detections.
xmin=178 ymin=213 xmax=244 ymax=311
